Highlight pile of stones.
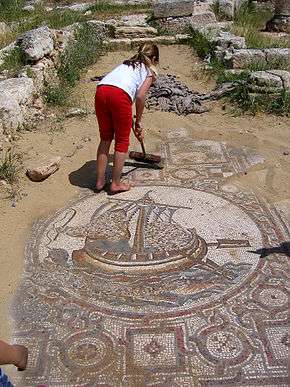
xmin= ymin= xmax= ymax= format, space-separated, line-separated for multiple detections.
xmin=146 ymin=74 xmax=235 ymax=115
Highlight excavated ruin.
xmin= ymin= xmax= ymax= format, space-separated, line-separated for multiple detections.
xmin=145 ymin=74 xmax=235 ymax=115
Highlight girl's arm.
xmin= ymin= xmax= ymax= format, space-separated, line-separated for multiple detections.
xmin=134 ymin=76 xmax=154 ymax=140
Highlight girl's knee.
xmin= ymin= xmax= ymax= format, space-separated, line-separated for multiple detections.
xmin=115 ymin=141 xmax=129 ymax=153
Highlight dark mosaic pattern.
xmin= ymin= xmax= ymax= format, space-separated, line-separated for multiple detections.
xmin=12 ymin=128 xmax=290 ymax=386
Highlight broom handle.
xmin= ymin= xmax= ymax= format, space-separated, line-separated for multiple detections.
xmin=140 ymin=140 xmax=146 ymax=156
xmin=133 ymin=117 xmax=146 ymax=155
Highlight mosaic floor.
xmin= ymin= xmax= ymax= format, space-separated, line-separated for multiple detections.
xmin=12 ymin=128 xmax=289 ymax=386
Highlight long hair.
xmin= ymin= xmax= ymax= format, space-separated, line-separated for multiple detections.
xmin=123 ymin=43 xmax=159 ymax=77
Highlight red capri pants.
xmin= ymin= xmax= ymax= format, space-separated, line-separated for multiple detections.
xmin=95 ymin=85 xmax=132 ymax=153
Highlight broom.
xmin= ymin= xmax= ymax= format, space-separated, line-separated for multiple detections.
xmin=129 ymin=123 xmax=164 ymax=169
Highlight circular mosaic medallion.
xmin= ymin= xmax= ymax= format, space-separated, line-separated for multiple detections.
xmin=206 ymin=331 xmax=244 ymax=359
xmin=258 ymin=288 xmax=288 ymax=307
xmin=60 ymin=330 xmax=114 ymax=372
xmin=33 ymin=186 xmax=264 ymax=317
xmin=193 ymin=327 xmax=252 ymax=366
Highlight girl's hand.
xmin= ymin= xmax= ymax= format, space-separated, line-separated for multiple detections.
xmin=133 ymin=121 xmax=144 ymax=142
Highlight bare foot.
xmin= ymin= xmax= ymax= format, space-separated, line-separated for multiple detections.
xmin=95 ymin=179 xmax=105 ymax=192
xmin=110 ymin=182 xmax=131 ymax=194
xmin=12 ymin=344 xmax=28 ymax=371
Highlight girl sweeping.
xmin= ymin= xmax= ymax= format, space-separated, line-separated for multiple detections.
xmin=95 ymin=42 xmax=159 ymax=194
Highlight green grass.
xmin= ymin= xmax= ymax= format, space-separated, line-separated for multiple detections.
xmin=245 ymin=58 xmax=290 ymax=72
xmin=233 ymin=1 xmax=272 ymax=30
xmin=0 ymin=2 xmax=88 ymax=48
xmin=215 ymin=68 xmax=290 ymax=116
xmin=217 ymin=69 xmax=250 ymax=84
xmin=44 ymin=22 xmax=104 ymax=105
xmin=210 ymin=0 xmax=231 ymax=21
xmin=58 ymin=23 xmax=104 ymax=87
xmin=227 ymin=83 xmax=290 ymax=116
xmin=146 ymin=13 xmax=174 ymax=36
xmin=44 ymin=84 xmax=68 ymax=105
xmin=0 ymin=149 xmax=21 ymax=185
xmin=0 ymin=46 xmax=25 ymax=76
xmin=0 ymin=0 xmax=25 ymax=22
xmin=187 ymin=2 xmax=290 ymax=116
xmin=187 ymin=27 xmax=216 ymax=59
xmin=15 ymin=8 xmax=87 ymax=34
xmin=88 ymin=1 xmax=151 ymax=15
xmin=230 ymin=1 xmax=289 ymax=49
xmin=231 ymin=23 xmax=290 ymax=49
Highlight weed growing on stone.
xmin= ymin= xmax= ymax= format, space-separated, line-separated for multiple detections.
xmin=240 ymin=29 xmax=290 ymax=49
xmin=216 ymin=66 xmax=290 ymax=116
xmin=210 ymin=0 xmax=230 ymax=22
xmin=0 ymin=149 xmax=21 ymax=185
xmin=44 ymin=23 xmax=104 ymax=105
xmin=226 ymin=82 xmax=290 ymax=116
xmin=25 ymin=66 xmax=34 ymax=78
xmin=58 ymin=23 xmax=104 ymax=87
xmin=246 ymin=58 xmax=290 ymax=72
xmin=0 ymin=46 xmax=25 ymax=76
xmin=217 ymin=70 xmax=250 ymax=84
xmin=44 ymin=84 xmax=68 ymax=106
xmin=187 ymin=27 xmax=216 ymax=60
xmin=146 ymin=13 xmax=174 ymax=36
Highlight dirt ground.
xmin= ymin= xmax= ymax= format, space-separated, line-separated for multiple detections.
xmin=0 ymin=44 xmax=289 ymax=379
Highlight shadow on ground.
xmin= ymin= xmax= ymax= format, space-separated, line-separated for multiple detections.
xmin=250 ymin=242 xmax=290 ymax=258
xmin=69 ymin=158 xmax=160 ymax=190
xmin=69 ymin=160 xmax=97 ymax=190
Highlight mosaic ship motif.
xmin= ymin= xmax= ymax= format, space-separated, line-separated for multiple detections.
xmin=64 ymin=192 xmax=205 ymax=273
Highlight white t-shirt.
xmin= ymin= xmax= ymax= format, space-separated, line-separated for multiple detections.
xmin=98 ymin=63 xmax=151 ymax=102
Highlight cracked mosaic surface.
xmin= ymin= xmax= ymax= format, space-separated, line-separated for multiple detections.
xmin=12 ymin=128 xmax=289 ymax=386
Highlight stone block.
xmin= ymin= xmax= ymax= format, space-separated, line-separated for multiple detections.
xmin=154 ymin=0 xmax=195 ymax=19
xmin=29 ymin=57 xmax=58 ymax=93
xmin=213 ymin=31 xmax=246 ymax=49
xmin=55 ymin=2 xmax=93 ymax=12
xmin=65 ymin=108 xmax=87 ymax=118
xmin=264 ymin=48 xmax=290 ymax=64
xmin=175 ymin=34 xmax=190 ymax=43
xmin=226 ymin=49 xmax=266 ymax=68
xmin=250 ymin=71 xmax=284 ymax=89
xmin=120 ymin=14 xmax=148 ymax=27
xmin=267 ymin=70 xmax=290 ymax=91
xmin=17 ymin=26 xmax=54 ymax=62
xmin=116 ymin=26 xmax=158 ymax=39
xmin=215 ymin=0 xmax=244 ymax=19
xmin=0 ymin=77 xmax=36 ymax=133
xmin=189 ymin=11 xmax=217 ymax=28
xmin=23 ymin=5 xmax=35 ymax=12
xmin=105 ymin=38 xmax=131 ymax=50
xmin=131 ymin=36 xmax=176 ymax=47
xmin=0 ymin=77 xmax=35 ymax=106
xmin=0 ymin=92 xmax=23 ymax=134
xmin=267 ymin=15 xmax=290 ymax=34
xmin=86 ymin=20 xmax=116 ymax=39
xmin=26 ymin=156 xmax=61 ymax=182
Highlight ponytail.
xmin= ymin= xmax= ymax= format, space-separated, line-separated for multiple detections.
xmin=123 ymin=43 xmax=159 ymax=77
